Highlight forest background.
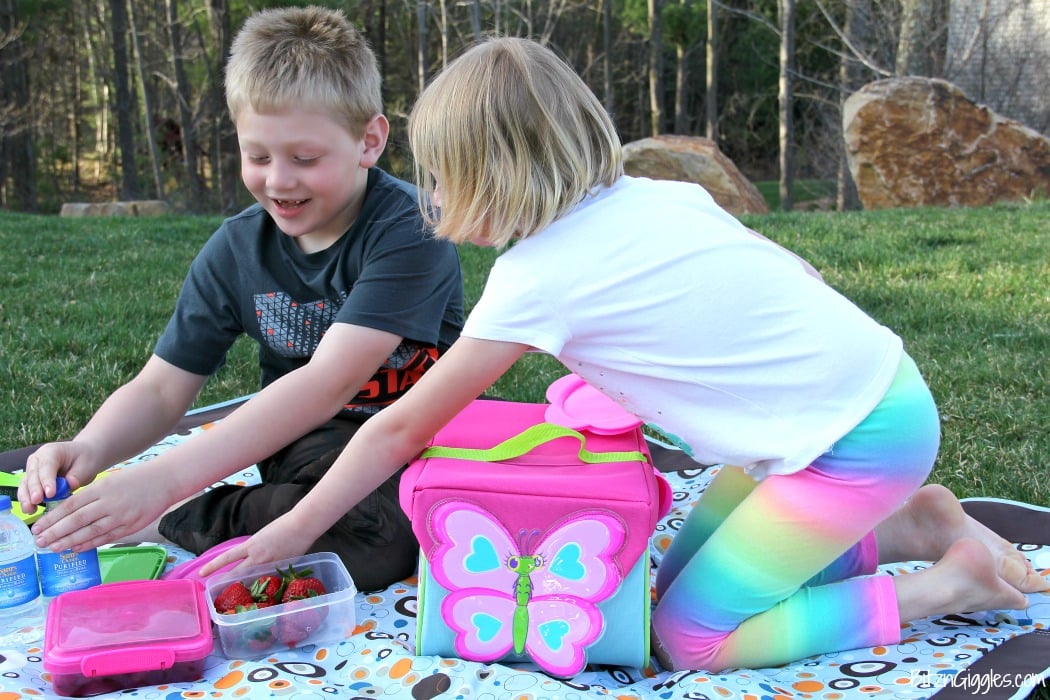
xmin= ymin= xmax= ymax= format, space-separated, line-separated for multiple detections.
xmin=0 ymin=0 xmax=1046 ymax=216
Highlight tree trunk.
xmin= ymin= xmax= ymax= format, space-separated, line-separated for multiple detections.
xmin=128 ymin=0 xmax=165 ymax=200
xmin=417 ymin=0 xmax=428 ymax=94
xmin=674 ymin=41 xmax=687 ymax=133
xmin=602 ymin=0 xmax=613 ymax=114
xmin=438 ymin=0 xmax=448 ymax=69
xmin=207 ymin=0 xmax=239 ymax=214
xmin=704 ymin=0 xmax=717 ymax=141
xmin=0 ymin=0 xmax=38 ymax=211
xmin=672 ymin=0 xmax=689 ymax=135
xmin=897 ymin=0 xmax=936 ymax=76
xmin=777 ymin=0 xmax=796 ymax=212
xmin=470 ymin=0 xmax=482 ymax=41
xmin=836 ymin=0 xmax=868 ymax=211
xmin=72 ymin=44 xmax=81 ymax=194
xmin=110 ymin=0 xmax=140 ymax=199
xmin=647 ymin=0 xmax=664 ymax=136
xmin=166 ymin=0 xmax=204 ymax=210
xmin=81 ymin=0 xmax=107 ymax=181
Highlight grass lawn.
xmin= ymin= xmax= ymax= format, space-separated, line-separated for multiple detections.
xmin=1 ymin=202 xmax=1048 ymax=509
xmin=755 ymin=178 xmax=838 ymax=210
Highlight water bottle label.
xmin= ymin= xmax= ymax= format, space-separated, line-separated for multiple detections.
xmin=37 ymin=550 xmax=102 ymax=596
xmin=0 ymin=554 xmax=41 ymax=608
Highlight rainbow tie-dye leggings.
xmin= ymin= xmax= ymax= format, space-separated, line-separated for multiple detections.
xmin=652 ymin=353 xmax=941 ymax=671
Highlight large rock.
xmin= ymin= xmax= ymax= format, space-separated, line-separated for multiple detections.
xmin=622 ymin=135 xmax=769 ymax=216
xmin=843 ymin=77 xmax=1050 ymax=209
xmin=60 ymin=200 xmax=170 ymax=217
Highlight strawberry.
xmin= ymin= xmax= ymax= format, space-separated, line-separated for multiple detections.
xmin=239 ymin=614 xmax=277 ymax=653
xmin=277 ymin=606 xmax=327 ymax=647
xmin=279 ymin=564 xmax=327 ymax=602
xmin=274 ymin=564 xmax=329 ymax=647
xmin=213 ymin=581 xmax=254 ymax=614
xmin=250 ymin=573 xmax=285 ymax=605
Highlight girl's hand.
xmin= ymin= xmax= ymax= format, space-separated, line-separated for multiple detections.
xmin=29 ymin=466 xmax=169 ymax=553
xmin=198 ymin=516 xmax=316 ymax=577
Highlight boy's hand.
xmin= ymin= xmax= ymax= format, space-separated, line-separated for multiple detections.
xmin=198 ymin=517 xmax=316 ymax=578
xmin=19 ymin=441 xmax=103 ymax=515
xmin=30 ymin=466 xmax=170 ymax=553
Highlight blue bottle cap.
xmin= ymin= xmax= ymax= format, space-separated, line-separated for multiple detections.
xmin=43 ymin=478 xmax=72 ymax=503
xmin=0 ymin=495 xmax=10 ymax=511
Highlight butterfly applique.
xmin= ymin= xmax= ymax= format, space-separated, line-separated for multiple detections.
xmin=427 ymin=499 xmax=627 ymax=677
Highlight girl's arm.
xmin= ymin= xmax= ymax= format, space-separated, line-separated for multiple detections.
xmin=199 ymin=336 xmax=530 ymax=574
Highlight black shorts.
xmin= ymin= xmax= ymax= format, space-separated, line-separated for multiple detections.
xmin=158 ymin=416 xmax=417 ymax=591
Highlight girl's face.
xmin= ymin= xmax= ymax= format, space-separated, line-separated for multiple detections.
xmin=236 ymin=107 xmax=374 ymax=253
xmin=431 ymin=175 xmax=495 ymax=247
xmin=430 ymin=180 xmax=444 ymax=209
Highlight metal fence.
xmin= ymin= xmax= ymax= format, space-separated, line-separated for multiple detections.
xmin=947 ymin=0 xmax=1050 ymax=134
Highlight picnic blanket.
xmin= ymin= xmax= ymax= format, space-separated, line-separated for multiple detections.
xmin=1 ymin=399 xmax=1048 ymax=700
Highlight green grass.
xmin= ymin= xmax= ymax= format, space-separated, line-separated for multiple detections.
xmin=755 ymin=178 xmax=837 ymax=210
xmin=1 ymin=203 xmax=1048 ymax=510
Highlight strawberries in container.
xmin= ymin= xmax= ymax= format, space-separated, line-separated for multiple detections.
xmin=204 ymin=553 xmax=356 ymax=658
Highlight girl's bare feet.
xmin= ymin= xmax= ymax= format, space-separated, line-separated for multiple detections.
xmin=875 ymin=484 xmax=1048 ymax=593
xmin=894 ymin=538 xmax=1030 ymax=623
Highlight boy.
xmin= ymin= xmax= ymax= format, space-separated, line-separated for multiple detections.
xmin=20 ymin=5 xmax=463 ymax=591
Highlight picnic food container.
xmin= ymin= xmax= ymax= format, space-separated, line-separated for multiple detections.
xmin=97 ymin=545 xmax=168 ymax=584
xmin=43 ymin=578 xmax=212 ymax=697
xmin=205 ymin=552 xmax=357 ymax=659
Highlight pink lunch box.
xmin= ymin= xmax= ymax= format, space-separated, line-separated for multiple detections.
xmin=43 ymin=578 xmax=213 ymax=697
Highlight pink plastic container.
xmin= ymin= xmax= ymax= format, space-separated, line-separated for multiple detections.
xmin=43 ymin=578 xmax=213 ymax=697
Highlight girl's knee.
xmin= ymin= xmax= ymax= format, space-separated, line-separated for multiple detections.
xmin=651 ymin=600 xmax=728 ymax=672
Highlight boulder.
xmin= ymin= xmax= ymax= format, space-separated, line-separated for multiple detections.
xmin=843 ymin=77 xmax=1050 ymax=209
xmin=60 ymin=200 xmax=170 ymax=217
xmin=622 ymin=135 xmax=769 ymax=216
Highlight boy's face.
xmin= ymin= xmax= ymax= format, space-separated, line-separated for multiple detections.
xmin=236 ymin=107 xmax=384 ymax=252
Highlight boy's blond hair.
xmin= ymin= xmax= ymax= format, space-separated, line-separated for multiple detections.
xmin=408 ymin=37 xmax=623 ymax=247
xmin=225 ymin=5 xmax=381 ymax=138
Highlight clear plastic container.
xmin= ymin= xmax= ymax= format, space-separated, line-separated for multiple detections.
xmin=205 ymin=552 xmax=357 ymax=658
xmin=43 ymin=578 xmax=213 ymax=697
xmin=0 ymin=494 xmax=44 ymax=646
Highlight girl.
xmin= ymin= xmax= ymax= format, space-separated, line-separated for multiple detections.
xmin=202 ymin=37 xmax=1046 ymax=671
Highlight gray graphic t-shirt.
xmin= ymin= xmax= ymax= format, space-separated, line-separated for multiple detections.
xmin=154 ymin=168 xmax=464 ymax=416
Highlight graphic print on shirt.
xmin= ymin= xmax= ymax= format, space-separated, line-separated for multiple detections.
xmin=255 ymin=291 xmax=346 ymax=358
xmin=254 ymin=290 xmax=440 ymax=416
xmin=347 ymin=342 xmax=439 ymax=415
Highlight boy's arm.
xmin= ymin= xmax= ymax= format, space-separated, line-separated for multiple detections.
xmin=29 ymin=322 xmax=404 ymax=553
xmin=19 ymin=355 xmax=207 ymax=509
xmin=200 ymin=335 xmax=529 ymax=575
xmin=27 ymin=325 xmax=405 ymax=554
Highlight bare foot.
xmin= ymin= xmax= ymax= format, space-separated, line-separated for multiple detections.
xmin=895 ymin=538 xmax=1030 ymax=623
xmin=650 ymin=622 xmax=676 ymax=671
xmin=875 ymin=485 xmax=1048 ymax=593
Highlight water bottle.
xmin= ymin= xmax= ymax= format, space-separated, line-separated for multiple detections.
xmin=36 ymin=478 xmax=102 ymax=601
xmin=0 ymin=494 xmax=44 ymax=646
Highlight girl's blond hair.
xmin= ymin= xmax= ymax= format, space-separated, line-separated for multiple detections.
xmin=225 ymin=6 xmax=381 ymax=138
xmin=408 ymin=37 xmax=623 ymax=247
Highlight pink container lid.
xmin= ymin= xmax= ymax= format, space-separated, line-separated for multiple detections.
xmin=544 ymin=373 xmax=643 ymax=434
xmin=43 ymin=578 xmax=213 ymax=676
xmin=162 ymin=535 xmax=248 ymax=582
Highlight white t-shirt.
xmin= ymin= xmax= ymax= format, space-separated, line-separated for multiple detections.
xmin=463 ymin=176 xmax=903 ymax=478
